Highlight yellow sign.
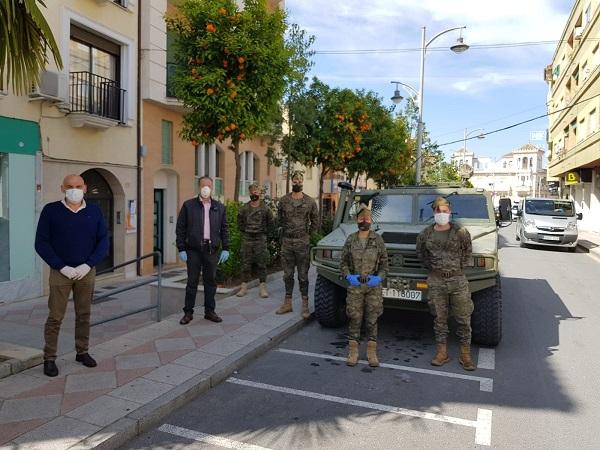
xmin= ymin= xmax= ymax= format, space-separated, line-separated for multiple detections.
xmin=565 ymin=171 xmax=580 ymax=185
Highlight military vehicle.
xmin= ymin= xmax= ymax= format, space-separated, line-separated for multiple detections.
xmin=311 ymin=183 xmax=502 ymax=346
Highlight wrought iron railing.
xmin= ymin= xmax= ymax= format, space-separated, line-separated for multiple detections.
xmin=70 ymin=71 xmax=125 ymax=122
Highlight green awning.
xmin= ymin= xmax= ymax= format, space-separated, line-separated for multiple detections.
xmin=0 ymin=116 xmax=41 ymax=155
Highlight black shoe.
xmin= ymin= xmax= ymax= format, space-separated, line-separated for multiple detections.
xmin=204 ymin=311 xmax=223 ymax=323
xmin=43 ymin=360 xmax=59 ymax=377
xmin=75 ymin=353 xmax=97 ymax=368
xmin=180 ymin=313 xmax=193 ymax=325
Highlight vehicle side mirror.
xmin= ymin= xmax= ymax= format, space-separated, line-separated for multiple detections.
xmin=577 ymin=213 xmax=583 ymax=220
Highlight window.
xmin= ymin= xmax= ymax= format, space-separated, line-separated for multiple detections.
xmin=585 ymin=4 xmax=592 ymax=26
xmin=593 ymin=45 xmax=600 ymax=69
xmin=161 ymin=120 xmax=173 ymax=164
xmin=166 ymin=31 xmax=177 ymax=98
xmin=582 ymin=61 xmax=589 ymax=82
xmin=503 ymin=161 xmax=507 ymax=169
xmin=579 ymin=117 xmax=586 ymax=141
xmin=529 ymin=157 xmax=533 ymax=168
xmin=0 ymin=153 xmax=8 ymax=282
xmin=70 ymin=26 xmax=120 ymax=81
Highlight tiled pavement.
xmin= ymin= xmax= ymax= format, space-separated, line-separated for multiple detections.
xmin=0 ymin=270 xmax=311 ymax=449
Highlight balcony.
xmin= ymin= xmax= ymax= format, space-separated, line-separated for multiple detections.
xmin=69 ymin=71 xmax=125 ymax=129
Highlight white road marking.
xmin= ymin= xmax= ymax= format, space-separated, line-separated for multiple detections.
xmin=477 ymin=348 xmax=496 ymax=370
xmin=227 ymin=377 xmax=493 ymax=446
xmin=277 ymin=348 xmax=494 ymax=392
xmin=158 ymin=424 xmax=272 ymax=450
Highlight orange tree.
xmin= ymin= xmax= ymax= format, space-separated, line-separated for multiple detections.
xmin=166 ymin=0 xmax=291 ymax=201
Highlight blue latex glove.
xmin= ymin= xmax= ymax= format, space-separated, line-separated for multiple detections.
xmin=179 ymin=251 xmax=188 ymax=262
xmin=218 ymin=250 xmax=230 ymax=265
xmin=366 ymin=275 xmax=382 ymax=287
xmin=345 ymin=274 xmax=360 ymax=287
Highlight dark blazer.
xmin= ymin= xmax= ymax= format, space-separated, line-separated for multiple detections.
xmin=176 ymin=197 xmax=229 ymax=251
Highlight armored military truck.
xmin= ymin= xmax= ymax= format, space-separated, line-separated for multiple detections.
xmin=311 ymin=183 xmax=502 ymax=346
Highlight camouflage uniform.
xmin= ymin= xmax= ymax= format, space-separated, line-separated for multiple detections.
xmin=340 ymin=231 xmax=389 ymax=342
xmin=238 ymin=201 xmax=274 ymax=283
xmin=277 ymin=193 xmax=319 ymax=296
xmin=416 ymin=224 xmax=473 ymax=344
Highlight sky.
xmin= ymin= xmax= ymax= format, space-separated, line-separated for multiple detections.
xmin=284 ymin=0 xmax=574 ymax=163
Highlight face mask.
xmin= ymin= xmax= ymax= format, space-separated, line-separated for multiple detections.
xmin=358 ymin=222 xmax=371 ymax=231
xmin=434 ymin=213 xmax=451 ymax=225
xmin=65 ymin=188 xmax=84 ymax=203
xmin=250 ymin=194 xmax=259 ymax=202
xmin=292 ymin=184 xmax=303 ymax=193
xmin=200 ymin=186 xmax=211 ymax=199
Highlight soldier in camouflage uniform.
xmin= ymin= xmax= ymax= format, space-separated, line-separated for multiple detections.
xmin=340 ymin=207 xmax=389 ymax=367
xmin=237 ymin=184 xmax=274 ymax=299
xmin=416 ymin=196 xmax=476 ymax=371
xmin=276 ymin=172 xmax=319 ymax=319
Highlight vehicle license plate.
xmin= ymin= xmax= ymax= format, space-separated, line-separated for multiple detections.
xmin=382 ymin=288 xmax=422 ymax=301
xmin=541 ymin=235 xmax=560 ymax=241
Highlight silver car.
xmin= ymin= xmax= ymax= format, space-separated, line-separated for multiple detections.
xmin=515 ymin=198 xmax=581 ymax=251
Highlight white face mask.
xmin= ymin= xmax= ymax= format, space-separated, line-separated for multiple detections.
xmin=65 ymin=188 xmax=84 ymax=204
xmin=200 ymin=186 xmax=212 ymax=199
xmin=434 ymin=212 xmax=451 ymax=226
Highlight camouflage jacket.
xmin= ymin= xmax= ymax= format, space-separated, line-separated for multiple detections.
xmin=238 ymin=201 xmax=274 ymax=236
xmin=277 ymin=193 xmax=319 ymax=239
xmin=340 ymin=231 xmax=389 ymax=279
xmin=416 ymin=224 xmax=472 ymax=273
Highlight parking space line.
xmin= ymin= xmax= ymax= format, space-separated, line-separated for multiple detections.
xmin=277 ymin=348 xmax=494 ymax=392
xmin=158 ymin=424 xmax=272 ymax=450
xmin=227 ymin=377 xmax=493 ymax=446
xmin=477 ymin=348 xmax=496 ymax=370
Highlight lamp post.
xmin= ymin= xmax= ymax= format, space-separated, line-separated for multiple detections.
xmin=391 ymin=26 xmax=469 ymax=184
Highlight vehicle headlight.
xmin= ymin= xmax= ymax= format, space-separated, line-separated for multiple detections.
xmin=468 ymin=256 xmax=495 ymax=269
xmin=318 ymin=249 xmax=341 ymax=260
xmin=566 ymin=221 xmax=577 ymax=231
xmin=524 ymin=219 xmax=536 ymax=229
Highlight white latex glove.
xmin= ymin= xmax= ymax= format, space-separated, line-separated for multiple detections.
xmin=60 ymin=266 xmax=79 ymax=280
xmin=73 ymin=264 xmax=91 ymax=280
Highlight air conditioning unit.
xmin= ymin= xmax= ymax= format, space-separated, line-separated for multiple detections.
xmin=29 ymin=70 xmax=68 ymax=102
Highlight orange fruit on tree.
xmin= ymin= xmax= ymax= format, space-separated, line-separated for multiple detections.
xmin=218 ymin=7 xmax=227 ymax=15
xmin=207 ymin=88 xmax=215 ymax=95
xmin=206 ymin=23 xmax=217 ymax=33
xmin=238 ymin=56 xmax=246 ymax=64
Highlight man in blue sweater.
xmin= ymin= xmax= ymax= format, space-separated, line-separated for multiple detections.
xmin=35 ymin=174 xmax=109 ymax=377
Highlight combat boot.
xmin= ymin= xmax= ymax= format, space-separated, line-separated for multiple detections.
xmin=301 ymin=296 xmax=310 ymax=320
xmin=431 ymin=342 xmax=450 ymax=366
xmin=346 ymin=340 xmax=359 ymax=366
xmin=459 ymin=344 xmax=476 ymax=371
xmin=259 ymin=282 xmax=269 ymax=298
xmin=236 ymin=282 xmax=248 ymax=297
xmin=367 ymin=341 xmax=379 ymax=367
xmin=276 ymin=295 xmax=293 ymax=314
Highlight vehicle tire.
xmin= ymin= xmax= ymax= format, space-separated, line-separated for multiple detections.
xmin=314 ymin=274 xmax=348 ymax=328
xmin=471 ymin=276 xmax=502 ymax=347
xmin=567 ymin=246 xmax=576 ymax=253
xmin=515 ymin=232 xmax=520 ymax=241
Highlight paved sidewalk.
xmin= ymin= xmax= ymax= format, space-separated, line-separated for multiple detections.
xmin=0 ymin=270 xmax=312 ymax=449
xmin=577 ymin=229 xmax=600 ymax=262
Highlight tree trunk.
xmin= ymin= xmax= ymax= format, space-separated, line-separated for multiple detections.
xmin=353 ymin=173 xmax=360 ymax=190
xmin=233 ymin=138 xmax=241 ymax=202
xmin=318 ymin=166 xmax=328 ymax=230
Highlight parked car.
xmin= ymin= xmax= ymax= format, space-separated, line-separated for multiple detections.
xmin=515 ymin=197 xmax=581 ymax=251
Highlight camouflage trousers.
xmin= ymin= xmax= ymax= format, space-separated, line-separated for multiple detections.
xmin=281 ymin=237 xmax=310 ymax=297
xmin=240 ymin=236 xmax=268 ymax=283
xmin=427 ymin=273 xmax=473 ymax=345
xmin=346 ymin=285 xmax=383 ymax=342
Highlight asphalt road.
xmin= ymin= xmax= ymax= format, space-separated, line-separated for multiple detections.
xmin=124 ymin=224 xmax=600 ymax=449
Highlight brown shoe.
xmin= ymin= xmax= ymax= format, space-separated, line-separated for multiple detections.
xmin=459 ymin=344 xmax=476 ymax=371
xmin=179 ymin=313 xmax=193 ymax=325
xmin=204 ymin=310 xmax=223 ymax=323
xmin=431 ymin=342 xmax=450 ymax=366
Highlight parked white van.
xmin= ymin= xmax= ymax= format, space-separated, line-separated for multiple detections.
xmin=515 ymin=198 xmax=582 ymax=251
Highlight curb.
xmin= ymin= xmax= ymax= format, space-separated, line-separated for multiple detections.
xmin=76 ymin=314 xmax=308 ymax=449
xmin=0 ymin=343 xmax=43 ymax=380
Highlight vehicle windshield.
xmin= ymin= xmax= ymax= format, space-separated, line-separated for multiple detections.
xmin=524 ymin=199 xmax=575 ymax=217
xmin=417 ymin=194 xmax=490 ymax=223
xmin=345 ymin=194 xmax=413 ymax=223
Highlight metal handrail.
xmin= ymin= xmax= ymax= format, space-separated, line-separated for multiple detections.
xmin=91 ymin=251 xmax=163 ymax=327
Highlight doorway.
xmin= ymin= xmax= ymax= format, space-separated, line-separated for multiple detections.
xmin=82 ymin=169 xmax=114 ymax=272
xmin=153 ymin=189 xmax=164 ymax=266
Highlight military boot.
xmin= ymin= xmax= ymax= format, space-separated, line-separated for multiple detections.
xmin=276 ymin=295 xmax=293 ymax=314
xmin=431 ymin=342 xmax=450 ymax=366
xmin=459 ymin=344 xmax=476 ymax=371
xmin=236 ymin=282 xmax=248 ymax=297
xmin=367 ymin=341 xmax=379 ymax=367
xmin=259 ymin=282 xmax=269 ymax=298
xmin=301 ymin=296 xmax=310 ymax=320
xmin=346 ymin=340 xmax=359 ymax=366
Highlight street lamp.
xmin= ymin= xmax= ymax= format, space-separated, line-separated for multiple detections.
xmin=393 ymin=26 xmax=469 ymax=184
xmin=390 ymin=81 xmax=419 ymax=105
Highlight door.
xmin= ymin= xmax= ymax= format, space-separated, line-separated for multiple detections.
xmin=153 ymin=189 xmax=164 ymax=266
xmin=81 ymin=169 xmax=114 ymax=273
